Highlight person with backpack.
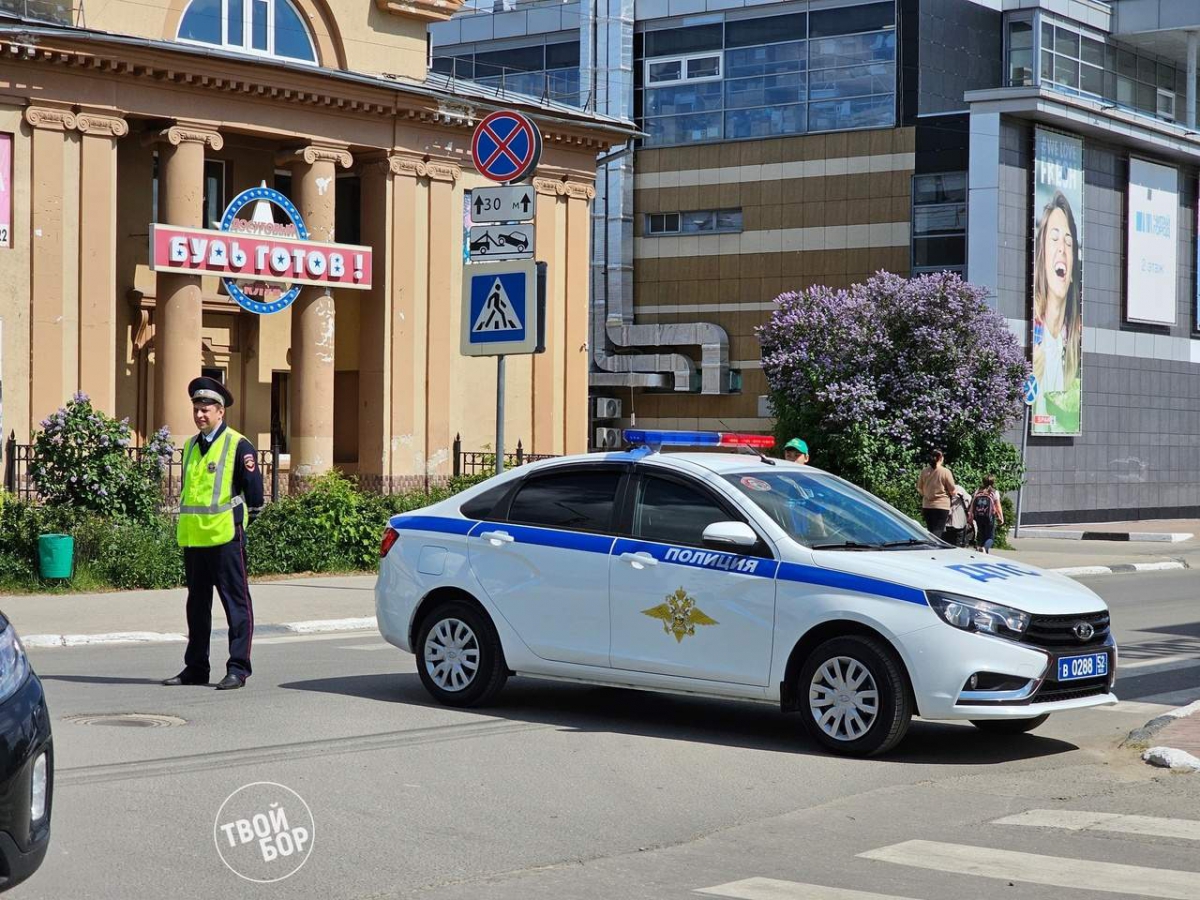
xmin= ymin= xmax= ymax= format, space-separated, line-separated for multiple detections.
xmin=968 ymin=475 xmax=1004 ymax=553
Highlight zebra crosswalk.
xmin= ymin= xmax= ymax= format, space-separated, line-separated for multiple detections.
xmin=694 ymin=809 xmax=1200 ymax=900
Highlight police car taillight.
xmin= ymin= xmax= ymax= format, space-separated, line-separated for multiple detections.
xmin=622 ymin=429 xmax=775 ymax=450
xmin=380 ymin=527 xmax=399 ymax=559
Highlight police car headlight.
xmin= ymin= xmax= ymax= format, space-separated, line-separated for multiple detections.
xmin=927 ymin=591 xmax=1030 ymax=638
xmin=0 ymin=624 xmax=30 ymax=704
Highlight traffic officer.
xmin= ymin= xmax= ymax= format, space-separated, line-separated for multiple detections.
xmin=163 ymin=376 xmax=264 ymax=691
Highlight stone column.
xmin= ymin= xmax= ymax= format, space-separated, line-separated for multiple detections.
xmin=355 ymin=155 xmax=393 ymax=491
xmin=423 ymin=159 xmax=461 ymax=483
xmin=150 ymin=122 xmax=222 ymax=440
xmin=531 ymin=176 xmax=565 ymax=455
xmin=24 ymin=104 xmax=76 ymax=428
xmin=75 ymin=110 xmax=128 ymax=415
xmin=563 ymin=178 xmax=596 ymax=454
xmin=281 ymin=143 xmax=352 ymax=488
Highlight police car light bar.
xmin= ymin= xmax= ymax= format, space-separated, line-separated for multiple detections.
xmin=622 ymin=429 xmax=775 ymax=449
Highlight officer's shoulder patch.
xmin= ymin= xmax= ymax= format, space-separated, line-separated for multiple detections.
xmin=243 ymin=453 xmax=256 ymax=472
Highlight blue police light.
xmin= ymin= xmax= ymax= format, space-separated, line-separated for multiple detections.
xmin=622 ymin=429 xmax=774 ymax=449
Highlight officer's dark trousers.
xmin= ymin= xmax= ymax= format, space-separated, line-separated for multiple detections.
xmin=182 ymin=529 xmax=254 ymax=679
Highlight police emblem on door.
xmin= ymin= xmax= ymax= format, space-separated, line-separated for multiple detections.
xmin=642 ymin=588 xmax=718 ymax=642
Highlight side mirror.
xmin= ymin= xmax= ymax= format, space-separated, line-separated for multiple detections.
xmin=702 ymin=521 xmax=759 ymax=549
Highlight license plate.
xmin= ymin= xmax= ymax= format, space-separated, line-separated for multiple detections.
xmin=1056 ymin=652 xmax=1108 ymax=681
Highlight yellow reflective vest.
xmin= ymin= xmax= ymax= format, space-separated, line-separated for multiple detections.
xmin=176 ymin=427 xmax=244 ymax=548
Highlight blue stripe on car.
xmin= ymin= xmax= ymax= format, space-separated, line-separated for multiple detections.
xmin=614 ymin=538 xmax=780 ymax=578
xmin=388 ymin=515 xmax=477 ymax=535
xmin=390 ymin=516 xmax=925 ymax=606
xmin=469 ymin=521 xmax=616 ymax=554
xmin=777 ymin=562 xmax=928 ymax=606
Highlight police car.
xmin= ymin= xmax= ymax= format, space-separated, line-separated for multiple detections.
xmin=375 ymin=430 xmax=1116 ymax=756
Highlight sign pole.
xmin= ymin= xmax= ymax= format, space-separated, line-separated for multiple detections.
xmin=1014 ymin=403 xmax=1029 ymax=539
xmin=1014 ymin=373 xmax=1038 ymax=540
xmin=496 ymin=355 xmax=506 ymax=476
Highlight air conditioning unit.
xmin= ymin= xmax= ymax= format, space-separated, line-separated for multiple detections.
xmin=594 ymin=427 xmax=622 ymax=449
xmin=594 ymin=397 xmax=622 ymax=419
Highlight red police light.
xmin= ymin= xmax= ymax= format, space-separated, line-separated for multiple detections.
xmin=717 ymin=433 xmax=776 ymax=449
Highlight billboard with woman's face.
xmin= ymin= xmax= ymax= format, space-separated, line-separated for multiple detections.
xmin=1032 ymin=129 xmax=1083 ymax=436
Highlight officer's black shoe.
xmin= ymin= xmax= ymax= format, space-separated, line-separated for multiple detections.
xmin=215 ymin=673 xmax=246 ymax=691
xmin=163 ymin=670 xmax=208 ymax=686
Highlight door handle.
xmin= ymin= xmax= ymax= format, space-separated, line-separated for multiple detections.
xmin=479 ymin=530 xmax=514 ymax=546
xmin=619 ymin=552 xmax=658 ymax=569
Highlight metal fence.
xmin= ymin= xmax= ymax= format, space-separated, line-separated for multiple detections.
xmin=2 ymin=431 xmax=282 ymax=506
xmin=452 ymin=434 xmax=557 ymax=477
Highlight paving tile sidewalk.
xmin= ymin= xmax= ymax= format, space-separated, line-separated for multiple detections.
xmin=1155 ymin=713 xmax=1200 ymax=759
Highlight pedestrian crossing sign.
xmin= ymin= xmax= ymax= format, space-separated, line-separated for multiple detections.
xmin=461 ymin=260 xmax=540 ymax=356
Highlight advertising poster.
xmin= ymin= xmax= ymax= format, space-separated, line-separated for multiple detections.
xmin=1031 ymin=128 xmax=1083 ymax=436
xmin=1126 ymin=158 xmax=1177 ymax=325
xmin=0 ymin=133 xmax=11 ymax=248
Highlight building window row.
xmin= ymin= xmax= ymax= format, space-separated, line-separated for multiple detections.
xmin=635 ymin=1 xmax=896 ymax=149
xmin=645 ymin=209 xmax=743 ymax=236
xmin=910 ymin=172 xmax=965 ymax=275
xmin=1006 ymin=11 xmax=1191 ymax=125
xmin=431 ymin=41 xmax=581 ymax=106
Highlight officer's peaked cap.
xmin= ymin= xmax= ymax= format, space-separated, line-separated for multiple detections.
xmin=188 ymin=376 xmax=234 ymax=408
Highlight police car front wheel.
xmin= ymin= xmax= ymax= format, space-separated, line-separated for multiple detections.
xmin=416 ymin=601 xmax=508 ymax=708
xmin=798 ymin=635 xmax=912 ymax=757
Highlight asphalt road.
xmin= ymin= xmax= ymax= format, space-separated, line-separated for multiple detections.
xmin=10 ymin=570 xmax=1200 ymax=900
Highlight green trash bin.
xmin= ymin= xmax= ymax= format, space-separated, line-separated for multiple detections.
xmin=38 ymin=534 xmax=74 ymax=579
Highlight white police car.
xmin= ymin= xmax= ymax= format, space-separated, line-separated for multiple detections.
xmin=375 ymin=430 xmax=1116 ymax=756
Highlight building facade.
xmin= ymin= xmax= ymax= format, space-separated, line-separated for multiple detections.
xmin=434 ymin=0 xmax=1200 ymax=523
xmin=0 ymin=0 xmax=630 ymax=490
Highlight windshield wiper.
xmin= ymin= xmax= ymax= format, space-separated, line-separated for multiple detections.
xmin=810 ymin=541 xmax=880 ymax=551
xmin=878 ymin=538 xmax=940 ymax=549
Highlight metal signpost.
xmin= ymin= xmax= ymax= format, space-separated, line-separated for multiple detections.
xmin=467 ymin=110 xmax=543 ymax=474
xmin=1014 ymin=373 xmax=1039 ymax=538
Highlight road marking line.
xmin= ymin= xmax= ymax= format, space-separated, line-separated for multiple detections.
xmin=1121 ymin=656 xmax=1200 ymax=673
xmin=993 ymin=809 xmax=1200 ymax=841
xmin=695 ymin=878 xmax=921 ymax=900
xmin=858 ymin=840 xmax=1200 ymax=899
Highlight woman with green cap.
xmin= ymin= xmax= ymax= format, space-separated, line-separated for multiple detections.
xmin=784 ymin=438 xmax=809 ymax=464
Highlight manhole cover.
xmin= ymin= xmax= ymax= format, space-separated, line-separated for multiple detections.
xmin=64 ymin=714 xmax=187 ymax=728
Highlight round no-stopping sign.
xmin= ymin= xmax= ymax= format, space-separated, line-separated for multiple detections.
xmin=471 ymin=110 xmax=542 ymax=184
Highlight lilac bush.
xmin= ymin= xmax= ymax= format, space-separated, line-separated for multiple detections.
xmin=30 ymin=393 xmax=176 ymax=522
xmin=759 ymin=272 xmax=1030 ymax=494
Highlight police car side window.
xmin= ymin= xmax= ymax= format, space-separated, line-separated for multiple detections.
xmin=634 ymin=475 xmax=734 ymax=548
xmin=461 ymin=482 xmax=513 ymax=520
xmin=507 ymin=470 xmax=621 ymax=533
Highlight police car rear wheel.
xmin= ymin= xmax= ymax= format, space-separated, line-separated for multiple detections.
xmin=799 ymin=636 xmax=912 ymax=757
xmin=416 ymin=602 xmax=507 ymax=708
xmin=970 ymin=714 xmax=1049 ymax=734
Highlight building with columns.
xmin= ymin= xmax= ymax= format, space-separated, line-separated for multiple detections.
xmin=0 ymin=0 xmax=631 ymax=490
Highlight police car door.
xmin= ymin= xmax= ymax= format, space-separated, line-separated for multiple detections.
xmin=609 ymin=470 xmax=776 ymax=686
xmin=467 ymin=464 xmax=623 ymax=668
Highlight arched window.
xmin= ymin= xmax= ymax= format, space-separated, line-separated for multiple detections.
xmin=178 ymin=0 xmax=317 ymax=64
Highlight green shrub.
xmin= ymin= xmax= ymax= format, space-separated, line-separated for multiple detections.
xmin=75 ymin=515 xmax=184 ymax=590
xmin=29 ymin=393 xmax=174 ymax=522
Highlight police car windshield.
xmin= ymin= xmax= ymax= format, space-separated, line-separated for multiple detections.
xmin=724 ymin=471 xmax=935 ymax=550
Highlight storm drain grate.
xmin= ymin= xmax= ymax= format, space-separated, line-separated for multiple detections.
xmin=64 ymin=714 xmax=187 ymax=728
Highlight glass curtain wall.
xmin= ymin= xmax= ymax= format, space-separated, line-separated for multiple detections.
xmin=635 ymin=1 xmax=896 ymax=148
xmin=432 ymin=41 xmax=582 ymax=105
xmin=1006 ymin=10 xmax=1193 ymax=125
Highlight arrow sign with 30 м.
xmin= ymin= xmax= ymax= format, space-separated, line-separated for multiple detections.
xmin=470 ymin=185 xmax=536 ymax=224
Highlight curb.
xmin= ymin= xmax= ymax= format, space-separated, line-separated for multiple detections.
xmin=1050 ymin=560 xmax=1189 ymax=578
xmin=1021 ymin=529 xmax=1193 ymax=543
xmin=22 ymin=616 xmax=378 ymax=648
xmin=1123 ymin=699 xmax=1200 ymax=773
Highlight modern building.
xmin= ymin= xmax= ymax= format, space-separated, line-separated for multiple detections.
xmin=0 ymin=0 xmax=631 ymax=491
xmin=433 ymin=0 xmax=1200 ymax=523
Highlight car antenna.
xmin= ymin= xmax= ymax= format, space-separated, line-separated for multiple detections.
xmin=717 ymin=419 xmax=775 ymax=465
